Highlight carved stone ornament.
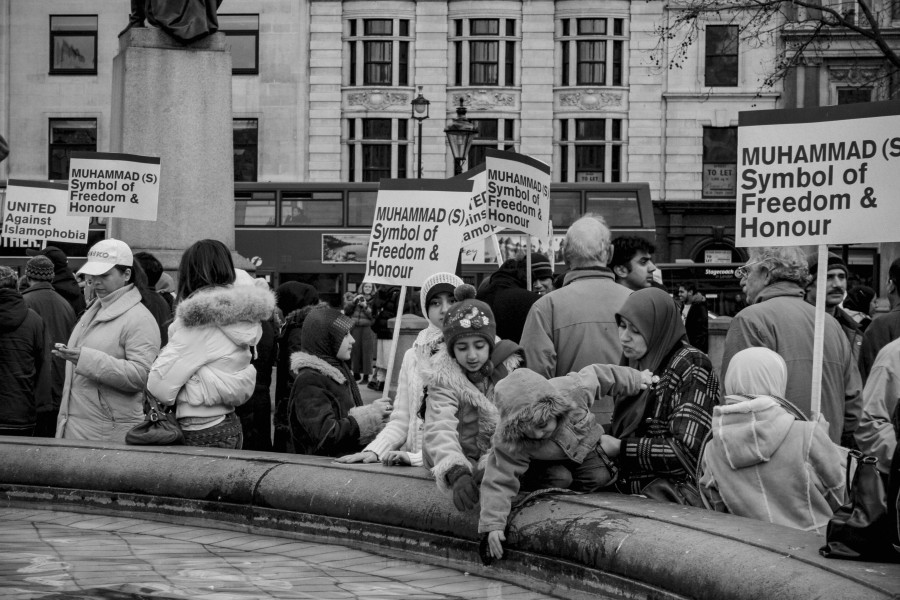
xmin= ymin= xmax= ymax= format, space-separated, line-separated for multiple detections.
xmin=452 ymin=90 xmax=517 ymax=110
xmin=346 ymin=90 xmax=410 ymax=111
xmin=559 ymin=89 xmax=623 ymax=110
xmin=828 ymin=65 xmax=884 ymax=86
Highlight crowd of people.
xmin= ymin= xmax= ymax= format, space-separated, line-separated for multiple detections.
xmin=1 ymin=212 xmax=898 ymax=561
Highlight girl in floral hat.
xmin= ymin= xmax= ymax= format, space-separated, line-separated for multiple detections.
xmin=422 ymin=284 xmax=524 ymax=512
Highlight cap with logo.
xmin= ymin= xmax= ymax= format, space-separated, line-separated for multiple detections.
xmin=77 ymin=239 xmax=134 ymax=277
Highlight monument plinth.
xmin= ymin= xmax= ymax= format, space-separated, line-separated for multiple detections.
xmin=109 ymin=28 xmax=242 ymax=270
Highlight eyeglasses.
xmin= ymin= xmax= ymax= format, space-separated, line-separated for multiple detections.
xmin=735 ymin=260 xmax=765 ymax=279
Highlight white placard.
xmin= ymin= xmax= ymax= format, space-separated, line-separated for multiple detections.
xmin=736 ymin=101 xmax=900 ymax=247
xmin=485 ymin=149 xmax=550 ymax=238
xmin=364 ymin=179 xmax=472 ymax=287
xmin=2 ymin=180 xmax=90 ymax=245
xmin=67 ymin=151 xmax=160 ymax=221
xmin=461 ymin=168 xmax=497 ymax=245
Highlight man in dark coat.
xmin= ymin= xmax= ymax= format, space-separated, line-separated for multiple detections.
xmin=26 ymin=246 xmax=86 ymax=317
xmin=476 ymin=254 xmax=544 ymax=343
xmin=0 ymin=266 xmax=50 ymax=436
xmin=678 ymin=281 xmax=708 ymax=353
xmin=860 ymin=258 xmax=900 ymax=383
xmin=134 ymin=251 xmax=173 ymax=346
xmin=21 ymin=256 xmax=76 ymax=437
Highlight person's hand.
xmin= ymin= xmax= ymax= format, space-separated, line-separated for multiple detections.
xmin=451 ymin=473 xmax=479 ymax=511
xmin=382 ymin=451 xmax=410 ymax=466
xmin=370 ymin=398 xmax=392 ymax=420
xmin=52 ymin=343 xmax=81 ymax=365
xmin=600 ymin=434 xmax=621 ymax=458
xmin=335 ymin=450 xmax=379 ymax=464
xmin=487 ymin=530 xmax=506 ymax=559
xmin=639 ymin=369 xmax=654 ymax=389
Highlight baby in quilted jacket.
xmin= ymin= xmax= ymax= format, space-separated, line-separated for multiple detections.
xmin=479 ymin=366 xmax=651 ymax=562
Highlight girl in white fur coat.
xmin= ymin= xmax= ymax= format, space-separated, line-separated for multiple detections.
xmin=336 ymin=272 xmax=463 ymax=467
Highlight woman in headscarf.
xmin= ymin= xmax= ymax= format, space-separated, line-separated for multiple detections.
xmin=699 ymin=347 xmax=846 ymax=532
xmin=600 ymin=287 xmax=720 ymax=494
xmin=272 ymin=281 xmax=320 ymax=452
xmin=288 ymin=307 xmax=390 ymax=456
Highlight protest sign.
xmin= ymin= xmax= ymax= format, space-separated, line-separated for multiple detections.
xmin=736 ymin=100 xmax=900 ymax=247
xmin=364 ymin=179 xmax=472 ymax=287
xmin=485 ymin=148 xmax=550 ymax=238
xmin=67 ymin=152 xmax=160 ymax=221
xmin=2 ymin=180 xmax=90 ymax=245
xmin=453 ymin=164 xmax=497 ymax=246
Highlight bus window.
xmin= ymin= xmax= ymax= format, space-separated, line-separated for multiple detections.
xmin=348 ymin=190 xmax=377 ymax=227
xmin=234 ymin=192 xmax=276 ymax=226
xmin=282 ymin=192 xmax=343 ymax=227
xmin=585 ymin=193 xmax=641 ymax=227
xmin=548 ymin=191 xmax=580 ymax=228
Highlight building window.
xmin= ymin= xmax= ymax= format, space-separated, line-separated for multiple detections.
xmin=467 ymin=119 xmax=516 ymax=168
xmin=347 ymin=18 xmax=410 ymax=87
xmin=702 ymin=126 xmax=737 ymax=199
xmin=49 ymin=119 xmax=97 ymax=180
xmin=451 ymin=18 xmax=518 ymax=87
xmin=558 ymin=118 xmax=623 ymax=183
xmin=559 ymin=17 xmax=625 ymax=86
xmin=220 ymin=14 xmax=259 ymax=75
xmin=50 ymin=15 xmax=98 ymax=75
xmin=234 ymin=119 xmax=258 ymax=182
xmin=837 ymin=87 xmax=872 ymax=104
xmin=347 ymin=118 xmax=408 ymax=182
xmin=705 ymin=25 xmax=738 ymax=87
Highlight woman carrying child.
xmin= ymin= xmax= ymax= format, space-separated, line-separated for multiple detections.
xmin=423 ymin=285 xmax=524 ymax=512
xmin=289 ymin=306 xmax=391 ymax=456
xmin=601 ymin=287 xmax=720 ymax=494
xmin=480 ymin=365 xmax=653 ymax=560
xmin=336 ymin=272 xmax=463 ymax=467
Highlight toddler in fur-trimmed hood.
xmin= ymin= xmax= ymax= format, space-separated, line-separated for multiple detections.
xmin=479 ymin=364 xmax=651 ymax=562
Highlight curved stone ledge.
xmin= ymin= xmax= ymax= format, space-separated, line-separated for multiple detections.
xmin=0 ymin=438 xmax=897 ymax=600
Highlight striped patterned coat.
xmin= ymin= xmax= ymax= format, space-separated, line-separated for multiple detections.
xmin=615 ymin=344 xmax=720 ymax=494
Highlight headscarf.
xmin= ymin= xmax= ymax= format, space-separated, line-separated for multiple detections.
xmin=615 ymin=287 xmax=687 ymax=373
xmin=300 ymin=307 xmax=362 ymax=407
xmin=723 ymin=347 xmax=787 ymax=400
xmin=276 ymin=282 xmax=319 ymax=317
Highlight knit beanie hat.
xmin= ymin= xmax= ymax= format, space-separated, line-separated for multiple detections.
xmin=806 ymin=251 xmax=848 ymax=279
xmin=25 ymin=256 xmax=55 ymax=282
xmin=442 ymin=284 xmax=497 ymax=357
xmin=530 ymin=253 xmax=553 ymax=280
xmin=420 ymin=271 xmax=464 ymax=317
xmin=300 ymin=306 xmax=354 ymax=358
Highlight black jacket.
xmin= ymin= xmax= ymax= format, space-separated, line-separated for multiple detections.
xmin=477 ymin=269 xmax=540 ymax=344
xmin=0 ymin=288 xmax=50 ymax=427
xmin=52 ymin=270 xmax=87 ymax=317
xmin=21 ymin=282 xmax=76 ymax=412
xmin=684 ymin=296 xmax=709 ymax=353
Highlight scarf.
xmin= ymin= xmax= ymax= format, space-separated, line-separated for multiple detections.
xmin=300 ymin=306 xmax=362 ymax=407
xmin=723 ymin=347 xmax=787 ymax=405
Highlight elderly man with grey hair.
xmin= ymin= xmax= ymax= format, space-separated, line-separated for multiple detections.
xmin=520 ymin=214 xmax=631 ymax=425
xmin=722 ymin=247 xmax=862 ymax=444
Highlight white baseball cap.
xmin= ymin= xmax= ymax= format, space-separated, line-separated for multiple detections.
xmin=77 ymin=238 xmax=134 ymax=276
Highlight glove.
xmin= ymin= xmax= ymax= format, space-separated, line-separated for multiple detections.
xmin=449 ymin=471 xmax=479 ymax=511
xmin=479 ymin=533 xmax=494 ymax=566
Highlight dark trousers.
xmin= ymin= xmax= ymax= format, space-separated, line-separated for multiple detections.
xmin=520 ymin=449 xmax=617 ymax=493
xmin=33 ymin=408 xmax=60 ymax=438
xmin=182 ymin=413 xmax=243 ymax=449
xmin=0 ymin=425 xmax=35 ymax=437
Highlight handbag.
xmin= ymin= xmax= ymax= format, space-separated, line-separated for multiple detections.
xmin=820 ymin=450 xmax=894 ymax=561
xmin=640 ymin=438 xmax=705 ymax=508
xmin=126 ymin=391 xmax=184 ymax=446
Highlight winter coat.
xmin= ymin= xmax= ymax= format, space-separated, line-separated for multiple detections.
xmin=477 ymin=269 xmax=541 ymax=344
xmin=700 ymin=395 xmax=846 ymax=533
xmin=684 ymin=294 xmax=709 ymax=353
xmin=834 ymin=307 xmax=864 ymax=368
xmin=479 ymin=364 xmax=645 ymax=533
xmin=521 ymin=267 xmax=630 ymax=380
xmin=21 ymin=282 xmax=75 ymax=412
xmin=855 ymin=335 xmax=900 ymax=476
xmin=143 ymin=290 xmax=173 ymax=347
xmin=51 ymin=270 xmax=86 ymax=317
xmin=288 ymin=352 xmax=385 ymax=456
xmin=859 ymin=305 xmax=900 ymax=383
xmin=616 ymin=344 xmax=719 ymax=494
xmin=364 ymin=324 xmax=443 ymax=465
xmin=56 ymin=285 xmax=161 ymax=443
xmin=148 ymin=285 xmax=274 ymax=420
xmin=0 ymin=288 xmax=49 ymax=428
xmin=722 ymin=280 xmax=862 ymax=443
xmin=371 ymin=287 xmax=401 ymax=340
xmin=422 ymin=343 xmax=523 ymax=493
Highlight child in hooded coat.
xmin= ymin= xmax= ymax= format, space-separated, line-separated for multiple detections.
xmin=480 ymin=366 xmax=651 ymax=559
xmin=423 ymin=284 xmax=524 ymax=512
xmin=336 ymin=272 xmax=463 ymax=467
xmin=289 ymin=306 xmax=390 ymax=456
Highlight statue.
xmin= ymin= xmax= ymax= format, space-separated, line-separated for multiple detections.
xmin=121 ymin=0 xmax=225 ymax=45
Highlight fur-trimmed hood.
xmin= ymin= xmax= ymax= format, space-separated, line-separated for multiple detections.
xmin=290 ymin=351 xmax=347 ymax=384
xmin=423 ymin=343 xmax=523 ymax=414
xmin=176 ymin=284 xmax=275 ymax=346
xmin=493 ymin=368 xmax=580 ymax=450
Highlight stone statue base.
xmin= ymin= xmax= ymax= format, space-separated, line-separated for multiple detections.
xmin=109 ymin=28 xmax=249 ymax=272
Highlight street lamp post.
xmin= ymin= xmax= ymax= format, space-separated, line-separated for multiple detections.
xmin=444 ymin=98 xmax=478 ymax=176
xmin=410 ymin=86 xmax=430 ymax=179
